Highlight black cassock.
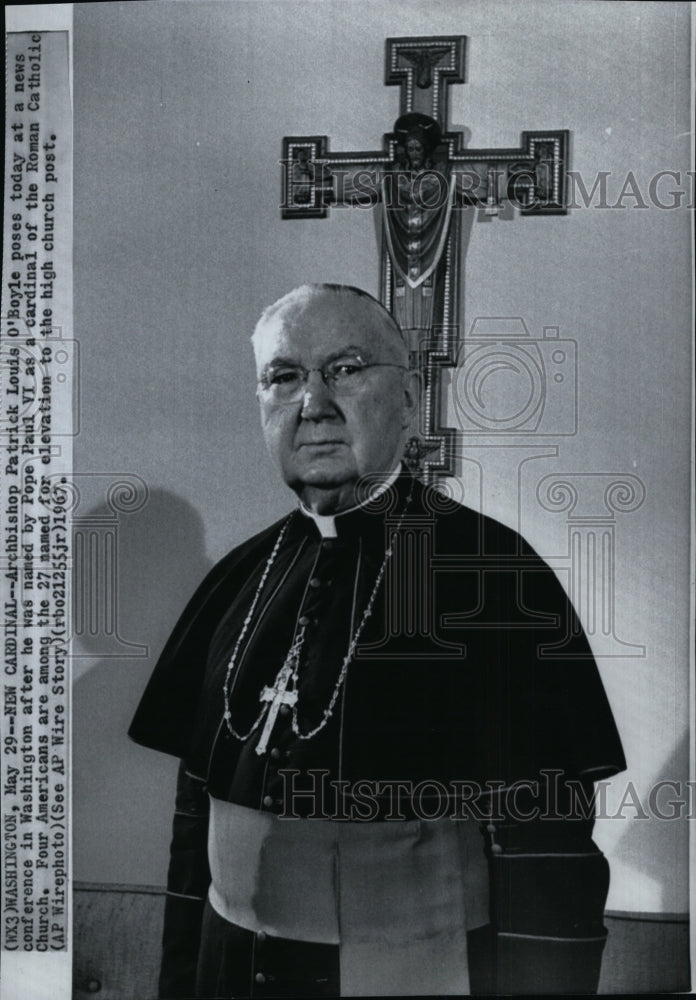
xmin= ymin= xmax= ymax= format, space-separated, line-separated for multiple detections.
xmin=129 ymin=472 xmax=626 ymax=997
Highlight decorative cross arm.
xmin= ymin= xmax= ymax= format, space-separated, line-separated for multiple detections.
xmin=281 ymin=128 xmax=569 ymax=219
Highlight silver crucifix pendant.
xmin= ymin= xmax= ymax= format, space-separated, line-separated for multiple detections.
xmin=255 ymin=660 xmax=298 ymax=756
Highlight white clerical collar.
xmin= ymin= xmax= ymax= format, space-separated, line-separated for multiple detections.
xmin=299 ymin=465 xmax=402 ymax=538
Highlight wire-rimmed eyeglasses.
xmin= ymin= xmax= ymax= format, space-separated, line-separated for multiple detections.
xmin=258 ymin=354 xmax=409 ymax=403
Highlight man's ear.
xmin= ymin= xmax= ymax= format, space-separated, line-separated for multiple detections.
xmin=401 ymin=368 xmax=421 ymax=428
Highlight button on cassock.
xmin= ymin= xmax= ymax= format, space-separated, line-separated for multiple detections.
xmin=262 ymin=795 xmax=273 ymax=809
xmin=255 ymin=972 xmax=266 ymax=985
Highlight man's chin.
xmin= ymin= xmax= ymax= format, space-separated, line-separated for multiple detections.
xmin=290 ymin=454 xmax=354 ymax=485
xmin=294 ymin=469 xmax=353 ymax=492
xmin=283 ymin=460 xmax=357 ymax=508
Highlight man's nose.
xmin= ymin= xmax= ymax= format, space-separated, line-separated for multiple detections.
xmin=300 ymin=369 xmax=337 ymax=420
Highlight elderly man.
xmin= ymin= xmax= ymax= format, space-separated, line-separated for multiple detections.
xmin=130 ymin=283 xmax=625 ymax=998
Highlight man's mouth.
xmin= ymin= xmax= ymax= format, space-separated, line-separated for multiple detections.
xmin=298 ymin=440 xmax=345 ymax=448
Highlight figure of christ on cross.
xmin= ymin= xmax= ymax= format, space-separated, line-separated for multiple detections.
xmin=288 ymin=110 xmax=491 ymax=338
xmin=287 ymin=110 xmax=564 ymax=341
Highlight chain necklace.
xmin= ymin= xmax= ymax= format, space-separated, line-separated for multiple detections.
xmin=222 ymin=482 xmax=413 ymax=750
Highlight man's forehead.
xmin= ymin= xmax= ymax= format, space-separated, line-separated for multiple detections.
xmin=254 ymin=296 xmax=391 ymax=362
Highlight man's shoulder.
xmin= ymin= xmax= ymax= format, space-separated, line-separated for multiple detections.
xmin=416 ymin=480 xmax=538 ymax=558
xmin=209 ymin=512 xmax=293 ymax=579
xmin=174 ymin=513 xmax=295 ymax=617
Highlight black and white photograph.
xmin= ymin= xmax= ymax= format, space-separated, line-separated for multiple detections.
xmin=1 ymin=2 xmax=693 ymax=998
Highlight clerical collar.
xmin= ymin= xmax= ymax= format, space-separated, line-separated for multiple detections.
xmin=299 ymin=465 xmax=402 ymax=539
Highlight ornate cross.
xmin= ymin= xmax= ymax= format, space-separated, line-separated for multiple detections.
xmin=255 ymin=660 xmax=298 ymax=756
xmin=281 ymin=35 xmax=570 ymax=483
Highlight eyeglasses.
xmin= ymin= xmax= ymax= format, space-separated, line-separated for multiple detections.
xmin=258 ymin=355 xmax=409 ymax=403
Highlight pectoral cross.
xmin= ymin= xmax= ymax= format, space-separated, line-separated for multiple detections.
xmin=255 ymin=660 xmax=298 ymax=756
xmin=280 ymin=35 xmax=570 ymax=483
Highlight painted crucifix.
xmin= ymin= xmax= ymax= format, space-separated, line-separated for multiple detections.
xmin=281 ymin=35 xmax=569 ymax=482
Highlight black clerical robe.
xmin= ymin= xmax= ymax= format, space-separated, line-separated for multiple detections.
xmin=129 ymin=473 xmax=626 ymax=996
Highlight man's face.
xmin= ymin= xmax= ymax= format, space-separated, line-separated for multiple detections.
xmin=254 ymin=293 xmax=418 ymax=513
xmin=406 ymin=137 xmax=425 ymax=169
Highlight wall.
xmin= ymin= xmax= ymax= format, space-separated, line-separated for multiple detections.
xmin=72 ymin=0 xmax=692 ymax=932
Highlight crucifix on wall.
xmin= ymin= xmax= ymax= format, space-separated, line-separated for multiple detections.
xmin=281 ymin=35 xmax=570 ymax=483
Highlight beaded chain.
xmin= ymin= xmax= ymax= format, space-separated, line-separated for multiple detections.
xmin=222 ymin=516 xmax=293 ymax=741
xmin=222 ymin=482 xmax=414 ymax=746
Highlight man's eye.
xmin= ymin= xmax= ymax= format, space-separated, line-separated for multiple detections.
xmin=332 ymin=362 xmax=363 ymax=377
xmin=270 ymin=370 xmax=301 ymax=386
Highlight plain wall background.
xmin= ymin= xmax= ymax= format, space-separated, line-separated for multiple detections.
xmin=72 ymin=0 xmax=692 ymax=916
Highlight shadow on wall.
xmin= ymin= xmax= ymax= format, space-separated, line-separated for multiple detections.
xmin=606 ymin=729 xmax=691 ymax=915
xmin=72 ymin=488 xmax=212 ymax=886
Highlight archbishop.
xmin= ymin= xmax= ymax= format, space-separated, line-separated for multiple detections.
xmin=130 ymin=283 xmax=626 ymax=998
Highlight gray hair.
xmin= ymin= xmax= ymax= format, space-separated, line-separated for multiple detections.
xmin=251 ymin=283 xmax=407 ymax=357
